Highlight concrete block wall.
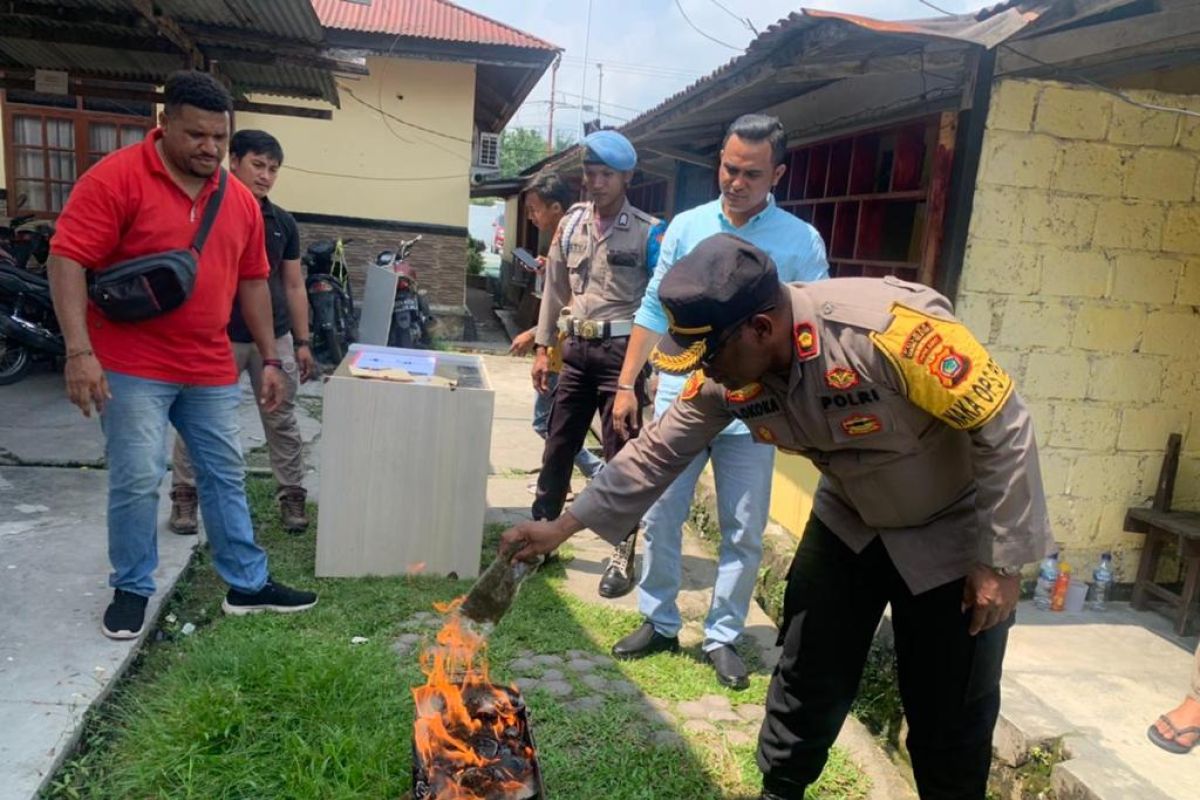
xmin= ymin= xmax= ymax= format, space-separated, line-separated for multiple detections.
xmin=957 ymin=78 xmax=1200 ymax=577
xmin=294 ymin=222 xmax=467 ymax=309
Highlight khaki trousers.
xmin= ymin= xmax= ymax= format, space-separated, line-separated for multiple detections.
xmin=173 ymin=334 xmax=305 ymax=490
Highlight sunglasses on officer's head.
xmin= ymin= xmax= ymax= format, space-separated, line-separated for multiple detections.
xmin=698 ymin=304 xmax=776 ymax=368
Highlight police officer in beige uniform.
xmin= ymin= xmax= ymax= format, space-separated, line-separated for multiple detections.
xmin=505 ymin=233 xmax=1053 ymax=800
xmin=531 ymin=130 xmax=666 ymax=598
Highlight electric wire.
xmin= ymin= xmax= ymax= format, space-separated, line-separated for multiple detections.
xmin=286 ymin=165 xmax=463 ymax=182
xmin=673 ymin=0 xmax=743 ymax=51
xmin=999 ymin=43 xmax=1200 ymax=119
xmin=707 ymin=0 xmax=759 ymax=36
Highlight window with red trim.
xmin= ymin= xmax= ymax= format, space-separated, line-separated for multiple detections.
xmin=2 ymin=91 xmax=154 ymax=217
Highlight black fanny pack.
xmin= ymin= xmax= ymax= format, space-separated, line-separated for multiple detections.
xmin=88 ymin=169 xmax=227 ymax=323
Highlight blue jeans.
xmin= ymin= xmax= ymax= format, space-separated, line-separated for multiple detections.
xmin=639 ymin=381 xmax=775 ymax=650
xmin=101 ymin=371 xmax=269 ymax=597
xmin=532 ymin=372 xmax=604 ymax=479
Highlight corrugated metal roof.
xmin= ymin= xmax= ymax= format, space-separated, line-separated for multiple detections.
xmin=615 ymin=4 xmax=1047 ymax=140
xmin=15 ymin=0 xmax=325 ymax=44
xmin=311 ymin=0 xmax=557 ymax=50
xmin=0 ymin=38 xmax=179 ymax=83
xmin=0 ymin=0 xmax=340 ymax=103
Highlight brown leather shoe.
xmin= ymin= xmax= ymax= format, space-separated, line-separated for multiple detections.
xmin=168 ymin=486 xmax=198 ymax=535
xmin=278 ymin=486 xmax=309 ymax=533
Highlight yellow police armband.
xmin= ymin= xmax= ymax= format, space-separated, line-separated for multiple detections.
xmin=870 ymin=303 xmax=1013 ymax=431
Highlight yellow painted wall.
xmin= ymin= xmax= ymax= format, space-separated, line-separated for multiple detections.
xmin=769 ymin=453 xmax=820 ymax=537
xmin=955 ymin=78 xmax=1200 ymax=578
xmin=235 ymin=55 xmax=474 ymax=228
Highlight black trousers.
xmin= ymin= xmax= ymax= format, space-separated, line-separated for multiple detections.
xmin=758 ymin=515 xmax=1009 ymax=800
xmin=532 ymin=336 xmax=647 ymax=523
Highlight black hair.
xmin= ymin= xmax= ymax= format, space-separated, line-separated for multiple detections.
xmin=525 ymin=172 xmax=573 ymax=211
xmin=231 ymin=129 xmax=284 ymax=164
xmin=163 ymin=70 xmax=233 ymax=116
xmin=723 ymin=114 xmax=787 ymax=167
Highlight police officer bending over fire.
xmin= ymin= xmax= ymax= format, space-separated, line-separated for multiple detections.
xmin=502 ymin=233 xmax=1052 ymax=800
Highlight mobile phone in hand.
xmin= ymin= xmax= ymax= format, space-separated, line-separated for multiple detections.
xmin=514 ymin=247 xmax=541 ymax=272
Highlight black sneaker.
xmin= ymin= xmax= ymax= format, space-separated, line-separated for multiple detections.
xmin=222 ymin=578 xmax=318 ymax=616
xmin=102 ymin=589 xmax=148 ymax=640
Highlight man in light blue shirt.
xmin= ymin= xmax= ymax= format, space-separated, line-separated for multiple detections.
xmin=610 ymin=114 xmax=828 ymax=689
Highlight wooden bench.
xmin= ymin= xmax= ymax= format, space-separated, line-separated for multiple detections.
xmin=1125 ymin=433 xmax=1200 ymax=636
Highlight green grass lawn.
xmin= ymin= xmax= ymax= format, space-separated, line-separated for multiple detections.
xmin=44 ymin=478 xmax=869 ymax=800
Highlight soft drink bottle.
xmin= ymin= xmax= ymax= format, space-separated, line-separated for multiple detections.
xmin=1050 ymin=561 xmax=1072 ymax=612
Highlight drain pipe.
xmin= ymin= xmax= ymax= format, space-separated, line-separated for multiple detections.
xmin=936 ymin=45 xmax=998 ymax=303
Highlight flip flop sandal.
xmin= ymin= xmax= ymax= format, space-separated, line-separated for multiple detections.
xmin=1147 ymin=715 xmax=1200 ymax=754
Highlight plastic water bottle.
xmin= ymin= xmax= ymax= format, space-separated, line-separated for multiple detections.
xmin=1033 ymin=552 xmax=1059 ymax=610
xmin=1091 ymin=552 xmax=1114 ymax=612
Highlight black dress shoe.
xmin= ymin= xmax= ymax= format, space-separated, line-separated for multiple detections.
xmin=706 ymin=644 xmax=749 ymax=690
xmin=597 ymin=531 xmax=637 ymax=598
xmin=611 ymin=621 xmax=680 ymax=659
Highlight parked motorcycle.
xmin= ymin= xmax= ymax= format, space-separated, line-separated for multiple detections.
xmin=0 ymin=222 xmax=63 ymax=384
xmin=303 ymin=237 xmax=358 ymax=365
xmin=1 ymin=194 xmax=53 ymax=274
xmin=374 ymin=236 xmax=432 ymax=349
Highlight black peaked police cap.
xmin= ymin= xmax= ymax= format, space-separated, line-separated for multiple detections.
xmin=651 ymin=233 xmax=781 ymax=375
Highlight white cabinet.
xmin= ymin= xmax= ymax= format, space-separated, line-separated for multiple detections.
xmin=315 ymin=347 xmax=493 ymax=579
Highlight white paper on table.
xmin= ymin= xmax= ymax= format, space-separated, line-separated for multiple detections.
xmin=353 ymin=351 xmax=437 ymax=375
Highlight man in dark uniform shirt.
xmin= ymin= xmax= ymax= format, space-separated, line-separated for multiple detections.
xmin=171 ymin=130 xmax=315 ymax=534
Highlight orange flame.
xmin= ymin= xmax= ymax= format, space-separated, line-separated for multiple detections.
xmin=412 ymin=599 xmax=535 ymax=799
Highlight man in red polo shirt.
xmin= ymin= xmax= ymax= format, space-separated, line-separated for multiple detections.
xmin=47 ymin=71 xmax=318 ymax=640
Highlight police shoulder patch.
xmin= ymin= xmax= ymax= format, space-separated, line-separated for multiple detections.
xmin=794 ymin=322 xmax=819 ymax=360
xmin=870 ymin=303 xmax=1013 ymax=431
xmin=680 ymin=370 xmax=706 ymax=401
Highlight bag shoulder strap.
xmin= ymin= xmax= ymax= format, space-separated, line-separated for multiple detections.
xmin=191 ymin=169 xmax=227 ymax=255
xmin=559 ymin=205 xmax=586 ymax=262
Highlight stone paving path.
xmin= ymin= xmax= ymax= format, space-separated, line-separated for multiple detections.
xmin=391 ymin=611 xmax=766 ymax=757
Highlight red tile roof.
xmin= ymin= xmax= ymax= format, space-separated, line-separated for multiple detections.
xmin=311 ymin=0 xmax=558 ymax=50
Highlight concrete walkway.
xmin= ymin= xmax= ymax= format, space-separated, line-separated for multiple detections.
xmin=998 ymin=602 xmax=1199 ymax=799
xmin=0 ymin=370 xmax=324 ymax=800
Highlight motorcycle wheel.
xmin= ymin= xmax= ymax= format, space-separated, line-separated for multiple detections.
xmin=0 ymin=335 xmax=32 ymax=385
xmin=325 ymin=329 xmax=345 ymax=364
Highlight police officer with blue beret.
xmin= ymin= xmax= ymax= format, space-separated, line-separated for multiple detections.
xmin=530 ymin=130 xmax=667 ymax=598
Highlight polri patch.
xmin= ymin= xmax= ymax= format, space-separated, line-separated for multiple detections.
xmin=820 ymin=388 xmax=881 ymax=411
xmin=756 ymin=425 xmax=777 ymax=443
xmin=825 ymin=366 xmax=860 ymax=390
xmin=617 ymin=212 xmax=630 ymax=229
xmin=840 ymin=414 xmax=882 ymax=437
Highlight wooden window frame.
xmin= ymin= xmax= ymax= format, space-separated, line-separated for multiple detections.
xmin=1 ymin=90 xmax=154 ymax=219
xmin=776 ymin=112 xmax=957 ymax=287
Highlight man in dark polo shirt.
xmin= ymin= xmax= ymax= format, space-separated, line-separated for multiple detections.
xmin=170 ymin=130 xmax=315 ymax=535
xmin=47 ymin=71 xmax=318 ymax=640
